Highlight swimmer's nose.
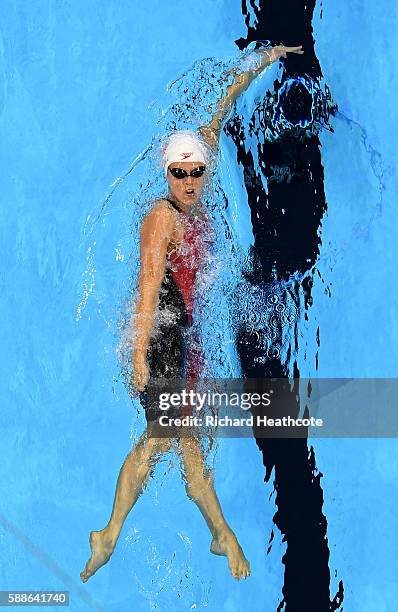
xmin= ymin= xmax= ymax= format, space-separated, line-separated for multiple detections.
xmin=185 ymin=174 xmax=194 ymax=185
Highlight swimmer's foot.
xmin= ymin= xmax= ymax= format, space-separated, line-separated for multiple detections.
xmin=80 ymin=529 xmax=116 ymax=583
xmin=210 ymin=528 xmax=250 ymax=580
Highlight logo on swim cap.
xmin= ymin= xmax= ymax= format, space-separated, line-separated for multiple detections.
xmin=180 ymin=152 xmax=193 ymax=159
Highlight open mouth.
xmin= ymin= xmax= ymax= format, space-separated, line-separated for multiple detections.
xmin=186 ymin=189 xmax=195 ymax=197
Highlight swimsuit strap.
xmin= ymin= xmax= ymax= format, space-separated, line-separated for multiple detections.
xmin=165 ymin=197 xmax=184 ymax=214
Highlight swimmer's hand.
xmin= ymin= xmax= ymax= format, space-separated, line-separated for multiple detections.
xmin=249 ymin=45 xmax=304 ymax=76
xmin=266 ymin=45 xmax=304 ymax=61
xmin=131 ymin=350 xmax=149 ymax=393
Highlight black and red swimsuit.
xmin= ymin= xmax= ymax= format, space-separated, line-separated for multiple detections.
xmin=141 ymin=198 xmax=209 ymax=421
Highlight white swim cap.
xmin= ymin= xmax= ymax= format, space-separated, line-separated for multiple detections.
xmin=163 ymin=130 xmax=208 ymax=176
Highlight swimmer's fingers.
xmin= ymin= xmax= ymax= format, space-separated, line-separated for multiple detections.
xmin=284 ymin=45 xmax=304 ymax=55
xmin=272 ymin=45 xmax=304 ymax=59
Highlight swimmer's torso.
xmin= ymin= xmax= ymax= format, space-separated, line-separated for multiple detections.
xmin=154 ymin=198 xmax=212 ymax=328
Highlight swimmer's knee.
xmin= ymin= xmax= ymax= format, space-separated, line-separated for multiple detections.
xmin=145 ymin=435 xmax=172 ymax=455
xmin=185 ymin=469 xmax=212 ymax=502
xmin=179 ymin=436 xmax=201 ymax=455
xmin=156 ymin=437 xmax=172 ymax=453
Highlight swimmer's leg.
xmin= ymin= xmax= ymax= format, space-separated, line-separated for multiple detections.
xmin=178 ymin=437 xmax=250 ymax=580
xmin=80 ymin=427 xmax=172 ymax=582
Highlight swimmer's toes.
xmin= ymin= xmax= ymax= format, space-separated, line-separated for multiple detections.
xmin=80 ymin=558 xmax=94 ymax=583
xmin=236 ymin=559 xmax=250 ymax=581
xmin=80 ymin=563 xmax=89 ymax=582
xmin=80 ymin=569 xmax=89 ymax=583
xmin=230 ymin=560 xmax=241 ymax=580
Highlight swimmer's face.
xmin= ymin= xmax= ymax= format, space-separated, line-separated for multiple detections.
xmin=167 ymin=161 xmax=206 ymax=208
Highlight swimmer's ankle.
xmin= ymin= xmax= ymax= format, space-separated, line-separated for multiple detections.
xmin=102 ymin=524 xmax=121 ymax=547
xmin=212 ymin=524 xmax=234 ymax=541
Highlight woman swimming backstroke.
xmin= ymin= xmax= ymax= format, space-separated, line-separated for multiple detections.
xmin=81 ymin=44 xmax=303 ymax=583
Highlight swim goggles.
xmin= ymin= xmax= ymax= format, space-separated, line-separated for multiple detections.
xmin=168 ymin=166 xmax=206 ymax=179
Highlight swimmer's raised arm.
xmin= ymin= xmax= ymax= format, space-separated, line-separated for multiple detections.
xmin=199 ymin=45 xmax=304 ymax=149
xmin=132 ymin=205 xmax=175 ymax=391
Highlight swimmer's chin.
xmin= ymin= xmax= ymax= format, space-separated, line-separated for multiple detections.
xmin=183 ymin=191 xmax=201 ymax=204
xmin=174 ymin=197 xmax=200 ymax=211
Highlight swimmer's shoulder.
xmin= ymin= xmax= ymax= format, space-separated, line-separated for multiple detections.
xmin=140 ymin=199 xmax=178 ymax=238
xmin=151 ymin=198 xmax=179 ymax=214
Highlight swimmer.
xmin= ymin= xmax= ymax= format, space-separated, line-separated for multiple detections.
xmin=80 ymin=43 xmax=304 ymax=584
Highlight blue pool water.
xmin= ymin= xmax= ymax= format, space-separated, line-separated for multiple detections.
xmin=1 ymin=1 xmax=398 ymax=610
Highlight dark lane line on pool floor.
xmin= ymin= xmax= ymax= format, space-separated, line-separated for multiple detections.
xmin=231 ymin=1 xmax=345 ymax=610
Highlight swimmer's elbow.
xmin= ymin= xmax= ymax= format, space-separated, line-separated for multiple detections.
xmin=199 ymin=125 xmax=219 ymax=151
